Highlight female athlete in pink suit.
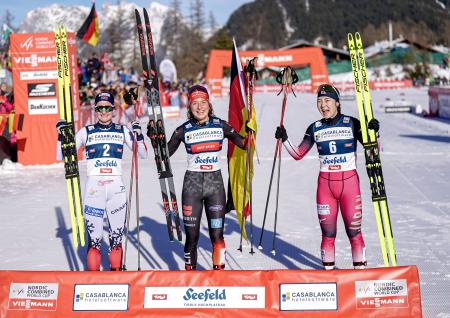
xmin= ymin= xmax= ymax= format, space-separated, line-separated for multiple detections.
xmin=276 ymin=84 xmax=379 ymax=270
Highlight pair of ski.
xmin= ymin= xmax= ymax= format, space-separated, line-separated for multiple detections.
xmin=348 ymin=32 xmax=397 ymax=267
xmin=135 ymin=8 xmax=182 ymax=242
xmin=54 ymin=25 xmax=85 ymax=248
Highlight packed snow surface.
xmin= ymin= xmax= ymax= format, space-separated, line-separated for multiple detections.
xmin=1 ymin=88 xmax=449 ymax=317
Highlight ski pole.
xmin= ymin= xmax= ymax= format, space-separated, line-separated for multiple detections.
xmin=121 ymin=135 xmax=135 ymax=271
xmin=271 ymin=139 xmax=282 ymax=255
xmin=259 ymin=67 xmax=298 ymax=252
xmin=134 ymin=138 xmax=141 ymax=270
xmin=247 ymin=60 xmax=257 ymax=255
xmin=132 ymin=94 xmax=142 ymax=270
xmin=258 ymin=140 xmax=279 ymax=249
xmin=121 ymin=88 xmax=140 ymax=270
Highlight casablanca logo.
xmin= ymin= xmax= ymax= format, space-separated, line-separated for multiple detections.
xmin=75 ymin=293 xmax=85 ymax=302
xmin=282 ymin=292 xmax=291 ymax=302
xmin=21 ymin=36 xmax=33 ymax=51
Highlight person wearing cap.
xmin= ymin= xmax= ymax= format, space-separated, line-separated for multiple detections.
xmin=56 ymin=91 xmax=147 ymax=271
xmin=275 ymin=84 xmax=380 ymax=270
xmin=159 ymin=84 xmax=249 ymax=270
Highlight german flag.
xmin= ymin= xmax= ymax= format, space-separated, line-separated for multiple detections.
xmin=76 ymin=3 xmax=99 ymax=46
xmin=226 ymin=39 xmax=257 ymax=240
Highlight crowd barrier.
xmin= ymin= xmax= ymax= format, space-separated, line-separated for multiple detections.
xmin=0 ymin=266 xmax=422 ymax=317
xmin=428 ymin=86 xmax=450 ymax=118
xmin=222 ymin=80 xmax=414 ymax=96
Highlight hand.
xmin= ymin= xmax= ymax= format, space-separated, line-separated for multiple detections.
xmin=56 ymin=119 xmax=68 ymax=134
xmin=131 ymin=120 xmax=144 ymax=140
xmin=275 ymin=125 xmax=288 ymax=142
xmin=368 ymin=118 xmax=380 ymax=132
xmin=123 ymin=87 xmax=138 ymax=105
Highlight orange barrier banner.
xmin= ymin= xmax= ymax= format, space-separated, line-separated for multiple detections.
xmin=0 ymin=266 xmax=421 ymax=317
xmin=205 ymin=48 xmax=329 ymax=96
xmin=10 ymin=32 xmax=79 ymax=165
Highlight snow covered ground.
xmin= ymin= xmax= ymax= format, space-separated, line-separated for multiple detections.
xmin=1 ymin=88 xmax=449 ymax=317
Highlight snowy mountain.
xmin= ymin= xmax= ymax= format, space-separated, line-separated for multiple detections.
xmin=17 ymin=1 xmax=173 ymax=67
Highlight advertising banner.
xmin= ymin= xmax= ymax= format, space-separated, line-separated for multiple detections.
xmin=0 ymin=266 xmax=422 ymax=317
xmin=10 ymin=32 xmax=79 ymax=165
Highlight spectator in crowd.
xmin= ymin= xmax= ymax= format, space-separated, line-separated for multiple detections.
xmin=87 ymin=52 xmax=102 ymax=82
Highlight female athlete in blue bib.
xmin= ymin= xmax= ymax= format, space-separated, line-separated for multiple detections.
xmin=57 ymin=92 xmax=147 ymax=271
xmin=276 ymin=84 xmax=379 ymax=270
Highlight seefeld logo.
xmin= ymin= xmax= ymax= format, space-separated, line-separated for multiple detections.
xmin=195 ymin=156 xmax=218 ymax=164
xmin=183 ymin=288 xmax=226 ymax=301
xmin=144 ymin=286 xmax=265 ymax=309
xmin=95 ymin=160 xmax=118 ymax=167
xmin=322 ymin=156 xmax=347 ymax=165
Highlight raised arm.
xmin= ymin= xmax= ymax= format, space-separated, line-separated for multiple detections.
xmin=277 ymin=124 xmax=315 ymax=161
xmin=222 ymin=121 xmax=246 ymax=149
xmin=352 ymin=117 xmax=380 ymax=145
xmin=56 ymin=122 xmax=87 ymax=161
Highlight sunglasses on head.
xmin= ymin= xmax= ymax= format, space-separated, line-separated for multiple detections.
xmin=95 ymin=105 xmax=114 ymax=113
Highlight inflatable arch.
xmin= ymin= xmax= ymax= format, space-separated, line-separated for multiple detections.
xmin=205 ymin=47 xmax=329 ymax=96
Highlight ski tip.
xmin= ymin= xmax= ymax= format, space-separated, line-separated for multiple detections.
xmin=355 ymin=32 xmax=361 ymax=40
xmin=347 ymin=33 xmax=353 ymax=41
xmin=270 ymin=250 xmax=276 ymax=256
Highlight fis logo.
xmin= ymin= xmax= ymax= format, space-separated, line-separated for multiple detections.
xmin=20 ymin=36 xmax=33 ymax=51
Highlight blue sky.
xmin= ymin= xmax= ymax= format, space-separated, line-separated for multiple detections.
xmin=1 ymin=0 xmax=252 ymax=28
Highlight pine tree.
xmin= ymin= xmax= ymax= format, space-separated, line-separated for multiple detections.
xmin=208 ymin=11 xmax=218 ymax=33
